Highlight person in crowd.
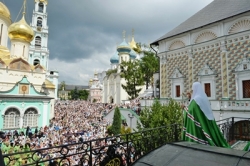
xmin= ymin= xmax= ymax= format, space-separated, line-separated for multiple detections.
xmin=182 ymin=82 xmax=230 ymax=148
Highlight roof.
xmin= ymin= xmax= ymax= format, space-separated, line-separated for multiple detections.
xmin=62 ymin=85 xmax=89 ymax=91
xmin=151 ymin=0 xmax=250 ymax=45
xmin=134 ymin=141 xmax=250 ymax=166
xmin=44 ymin=79 xmax=55 ymax=89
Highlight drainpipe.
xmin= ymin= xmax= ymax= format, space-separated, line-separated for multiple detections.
xmin=150 ymin=44 xmax=160 ymax=98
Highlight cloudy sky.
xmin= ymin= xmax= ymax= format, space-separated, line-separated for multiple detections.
xmin=4 ymin=0 xmax=213 ymax=85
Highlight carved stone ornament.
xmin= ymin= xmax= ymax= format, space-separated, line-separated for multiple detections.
xmin=198 ymin=62 xmax=217 ymax=76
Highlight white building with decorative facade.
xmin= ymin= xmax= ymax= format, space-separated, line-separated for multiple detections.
xmin=0 ymin=0 xmax=58 ymax=130
xmin=150 ymin=0 xmax=250 ymax=121
xmin=99 ymin=32 xmax=145 ymax=104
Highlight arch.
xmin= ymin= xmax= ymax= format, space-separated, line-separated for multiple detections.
xmin=230 ymin=120 xmax=250 ymax=141
xmin=109 ymin=96 xmax=114 ymax=103
xmin=195 ymin=31 xmax=217 ymax=44
xmin=38 ymin=3 xmax=44 ymax=13
xmin=228 ymin=19 xmax=250 ymax=35
xmin=37 ymin=17 xmax=43 ymax=28
xmin=35 ymin=36 xmax=41 ymax=48
xmin=23 ymin=107 xmax=39 ymax=127
xmin=33 ymin=59 xmax=40 ymax=66
xmin=169 ymin=40 xmax=185 ymax=50
xmin=3 ymin=107 xmax=20 ymax=129
xmin=9 ymin=58 xmax=31 ymax=71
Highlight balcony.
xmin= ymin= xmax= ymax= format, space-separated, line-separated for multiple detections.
xmin=140 ymin=98 xmax=250 ymax=111
xmin=2 ymin=117 xmax=250 ymax=166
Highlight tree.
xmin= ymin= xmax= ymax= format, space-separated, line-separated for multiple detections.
xmin=78 ymin=90 xmax=89 ymax=100
xmin=71 ymin=87 xmax=79 ymax=100
xmin=120 ymin=60 xmax=144 ymax=99
xmin=111 ymin=107 xmax=122 ymax=135
xmin=140 ymin=51 xmax=159 ymax=89
xmin=59 ymin=81 xmax=66 ymax=90
xmin=106 ymin=68 xmax=117 ymax=77
xmin=137 ymin=99 xmax=183 ymax=129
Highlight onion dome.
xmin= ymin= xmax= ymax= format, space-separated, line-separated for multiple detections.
xmin=110 ymin=52 xmax=119 ymax=64
xmin=129 ymin=37 xmax=137 ymax=50
xmin=8 ymin=15 xmax=34 ymax=43
xmin=129 ymin=49 xmax=137 ymax=59
xmin=117 ymin=40 xmax=131 ymax=53
xmin=0 ymin=2 xmax=11 ymax=22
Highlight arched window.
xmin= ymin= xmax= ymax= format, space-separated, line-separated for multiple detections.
xmin=33 ymin=59 xmax=40 ymax=66
xmin=23 ymin=108 xmax=38 ymax=127
xmin=35 ymin=36 xmax=41 ymax=48
xmin=37 ymin=17 xmax=43 ymax=27
xmin=4 ymin=108 xmax=20 ymax=129
xmin=38 ymin=3 xmax=44 ymax=13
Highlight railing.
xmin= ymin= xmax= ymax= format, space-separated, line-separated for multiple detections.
xmin=2 ymin=124 xmax=182 ymax=166
xmin=217 ymin=117 xmax=250 ymax=145
xmin=140 ymin=99 xmax=250 ymax=111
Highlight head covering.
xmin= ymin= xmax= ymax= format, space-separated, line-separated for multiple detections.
xmin=191 ymin=82 xmax=214 ymax=120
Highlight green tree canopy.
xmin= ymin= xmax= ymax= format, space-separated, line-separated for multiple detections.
xmin=59 ymin=81 xmax=66 ymax=90
xmin=140 ymin=51 xmax=159 ymax=89
xmin=78 ymin=90 xmax=89 ymax=100
xmin=111 ymin=107 xmax=122 ymax=135
xmin=137 ymin=99 xmax=183 ymax=129
xmin=120 ymin=60 xmax=144 ymax=100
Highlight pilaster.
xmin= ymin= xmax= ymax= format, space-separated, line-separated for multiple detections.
xmin=220 ymin=40 xmax=229 ymax=99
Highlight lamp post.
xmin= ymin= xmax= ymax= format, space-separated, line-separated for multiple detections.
xmin=128 ymin=113 xmax=134 ymax=129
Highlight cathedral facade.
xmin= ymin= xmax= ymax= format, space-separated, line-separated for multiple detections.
xmin=0 ymin=0 xmax=58 ymax=130
xmin=97 ymin=32 xmax=144 ymax=104
xmin=151 ymin=0 xmax=250 ymax=120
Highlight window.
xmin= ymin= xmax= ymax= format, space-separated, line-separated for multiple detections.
xmin=35 ymin=36 xmax=41 ymax=48
xmin=4 ymin=108 xmax=20 ymax=129
xmin=37 ymin=17 xmax=43 ymax=27
xmin=176 ymin=85 xmax=180 ymax=97
xmin=204 ymin=83 xmax=211 ymax=97
xmin=38 ymin=3 xmax=44 ymax=13
xmin=243 ymin=80 xmax=250 ymax=98
xmin=33 ymin=59 xmax=40 ymax=66
xmin=23 ymin=108 xmax=38 ymax=127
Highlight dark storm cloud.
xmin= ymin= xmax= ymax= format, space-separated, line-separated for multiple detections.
xmin=4 ymin=0 xmax=213 ymax=84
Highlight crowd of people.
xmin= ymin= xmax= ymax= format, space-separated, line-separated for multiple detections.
xmin=0 ymin=99 xmax=141 ymax=165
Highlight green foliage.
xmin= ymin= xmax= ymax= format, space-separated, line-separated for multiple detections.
xmin=121 ymin=125 xmax=131 ymax=135
xmin=111 ymin=107 xmax=122 ymax=135
xmin=69 ymin=88 xmax=89 ymax=100
xmin=106 ymin=68 xmax=117 ymax=77
xmin=59 ymin=81 xmax=66 ymax=90
xmin=71 ymin=87 xmax=79 ymax=100
xmin=140 ymin=51 xmax=159 ymax=89
xmin=78 ymin=90 xmax=89 ymax=100
xmin=120 ymin=60 xmax=144 ymax=99
xmin=137 ymin=99 xmax=183 ymax=129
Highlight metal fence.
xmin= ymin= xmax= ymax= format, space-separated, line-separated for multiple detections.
xmin=217 ymin=117 xmax=250 ymax=145
xmin=2 ymin=124 xmax=182 ymax=166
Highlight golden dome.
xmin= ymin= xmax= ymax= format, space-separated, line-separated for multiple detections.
xmin=8 ymin=15 xmax=34 ymax=43
xmin=129 ymin=37 xmax=137 ymax=49
xmin=0 ymin=2 xmax=11 ymax=21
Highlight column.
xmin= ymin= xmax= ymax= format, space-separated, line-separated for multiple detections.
xmin=188 ymin=49 xmax=193 ymax=90
xmin=43 ymin=101 xmax=49 ymax=126
xmin=220 ymin=41 xmax=229 ymax=99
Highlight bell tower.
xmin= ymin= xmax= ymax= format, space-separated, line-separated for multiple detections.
xmin=29 ymin=0 xmax=49 ymax=69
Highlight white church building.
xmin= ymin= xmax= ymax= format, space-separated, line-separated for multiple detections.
xmin=0 ymin=0 xmax=58 ymax=129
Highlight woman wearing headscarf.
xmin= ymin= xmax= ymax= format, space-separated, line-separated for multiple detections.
xmin=182 ymin=82 xmax=230 ymax=148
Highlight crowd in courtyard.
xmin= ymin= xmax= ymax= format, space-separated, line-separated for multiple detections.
xmin=0 ymin=99 xmax=141 ymax=165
